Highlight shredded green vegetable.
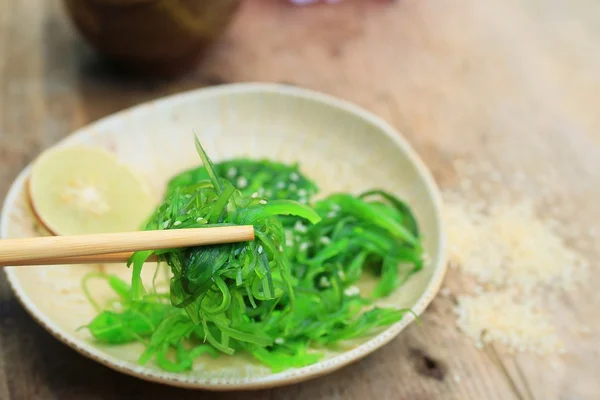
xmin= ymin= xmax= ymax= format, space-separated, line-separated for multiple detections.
xmin=83 ymin=136 xmax=424 ymax=373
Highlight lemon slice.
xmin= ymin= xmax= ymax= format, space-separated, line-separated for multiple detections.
xmin=28 ymin=146 xmax=156 ymax=236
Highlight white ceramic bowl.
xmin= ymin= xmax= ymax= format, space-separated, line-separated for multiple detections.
xmin=1 ymin=83 xmax=446 ymax=390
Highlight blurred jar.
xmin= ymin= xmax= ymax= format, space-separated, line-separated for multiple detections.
xmin=62 ymin=0 xmax=241 ymax=76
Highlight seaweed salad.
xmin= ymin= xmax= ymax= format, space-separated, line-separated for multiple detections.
xmin=82 ymin=136 xmax=424 ymax=373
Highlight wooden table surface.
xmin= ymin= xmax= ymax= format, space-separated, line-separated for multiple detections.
xmin=1 ymin=0 xmax=599 ymax=399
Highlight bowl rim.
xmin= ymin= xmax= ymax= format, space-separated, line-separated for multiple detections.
xmin=1 ymin=82 xmax=447 ymax=390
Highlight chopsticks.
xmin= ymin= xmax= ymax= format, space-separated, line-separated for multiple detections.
xmin=0 ymin=226 xmax=254 ymax=267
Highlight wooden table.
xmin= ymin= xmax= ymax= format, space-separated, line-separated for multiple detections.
xmin=1 ymin=0 xmax=599 ymax=399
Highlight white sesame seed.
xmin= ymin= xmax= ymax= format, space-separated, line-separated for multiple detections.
xmin=237 ymin=176 xmax=248 ymax=188
xmin=299 ymin=242 xmax=310 ymax=252
xmin=257 ymin=245 xmax=263 ymax=254
xmin=327 ymin=211 xmax=337 ymax=218
xmin=274 ymin=338 xmax=285 ymax=345
xmin=112 ymin=301 xmax=123 ymax=313
xmin=338 ymin=269 xmax=346 ymax=279
xmin=278 ymin=245 xmax=284 ymax=252
xmin=251 ymin=192 xmax=259 ymax=198
xmin=331 ymin=204 xmax=341 ymax=212
xmin=320 ymin=236 xmax=331 ymax=245
xmin=344 ymin=285 xmax=360 ymax=296
xmin=173 ymin=220 xmax=182 ymax=226
xmin=294 ymin=221 xmax=307 ymax=233
xmin=298 ymin=189 xmax=307 ymax=197
xmin=440 ymin=287 xmax=452 ymax=297
xmin=453 ymin=374 xmax=462 ymax=383
xmin=276 ymin=181 xmax=285 ymax=189
xmin=319 ymin=276 xmax=331 ymax=287
xmin=196 ymin=217 xmax=204 ymax=222
xmin=163 ymin=220 xmax=171 ymax=228
xmin=259 ymin=200 xmax=267 ymax=205
xmin=285 ymin=231 xmax=294 ymax=243
xmin=290 ymin=172 xmax=299 ymax=181
xmin=226 ymin=167 xmax=237 ymax=178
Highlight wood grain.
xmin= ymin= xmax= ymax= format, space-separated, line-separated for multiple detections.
xmin=1 ymin=0 xmax=599 ymax=399
xmin=0 ymin=226 xmax=254 ymax=265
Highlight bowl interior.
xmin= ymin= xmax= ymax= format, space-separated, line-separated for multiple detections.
xmin=1 ymin=84 xmax=445 ymax=390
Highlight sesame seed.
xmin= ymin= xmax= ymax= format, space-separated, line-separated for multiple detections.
xmin=299 ymin=242 xmax=310 ymax=252
xmin=294 ymin=221 xmax=307 ymax=233
xmin=259 ymin=200 xmax=267 ymax=205
xmin=237 ymin=176 xmax=248 ymax=188
xmin=196 ymin=217 xmax=204 ymax=222
xmin=319 ymin=276 xmax=331 ymax=287
xmin=257 ymin=245 xmax=264 ymax=254
xmin=251 ymin=192 xmax=259 ymax=198
xmin=344 ymin=285 xmax=360 ymax=296
xmin=226 ymin=167 xmax=237 ymax=178
xmin=290 ymin=172 xmax=299 ymax=181
xmin=274 ymin=338 xmax=285 ymax=345
xmin=277 ymin=182 xmax=285 ymax=189
xmin=173 ymin=220 xmax=182 ymax=226
xmin=285 ymin=231 xmax=294 ymax=242
xmin=320 ymin=236 xmax=331 ymax=245
xmin=112 ymin=301 xmax=124 ymax=313
xmin=298 ymin=189 xmax=307 ymax=197
xmin=327 ymin=211 xmax=337 ymax=218
xmin=163 ymin=220 xmax=170 ymax=228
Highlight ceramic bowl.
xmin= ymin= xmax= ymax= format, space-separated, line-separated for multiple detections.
xmin=62 ymin=0 xmax=241 ymax=76
xmin=0 ymin=83 xmax=446 ymax=390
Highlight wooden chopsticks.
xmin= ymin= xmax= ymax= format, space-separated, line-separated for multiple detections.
xmin=4 ymin=252 xmax=157 ymax=267
xmin=0 ymin=226 xmax=254 ymax=267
